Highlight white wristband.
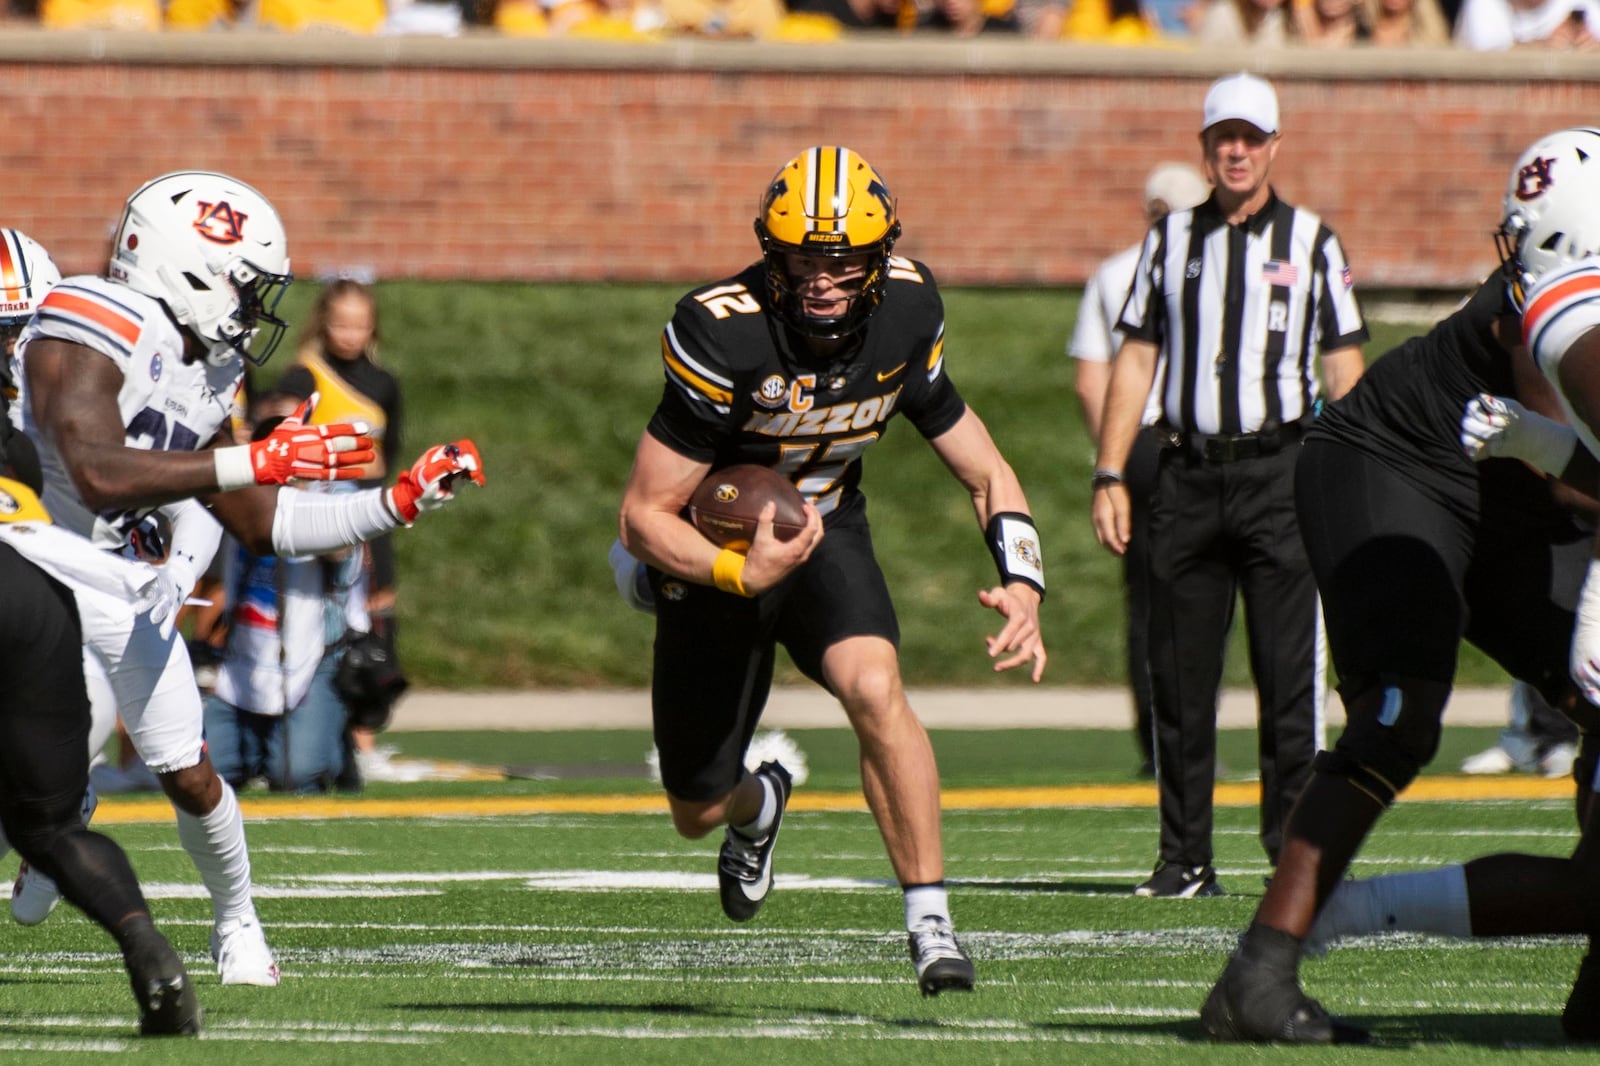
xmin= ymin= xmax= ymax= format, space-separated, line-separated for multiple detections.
xmin=214 ymin=445 xmax=255 ymax=492
xmin=1515 ymin=411 xmax=1578 ymax=475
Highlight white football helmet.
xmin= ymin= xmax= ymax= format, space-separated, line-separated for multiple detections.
xmin=109 ymin=171 xmax=292 ymax=367
xmin=0 ymin=229 xmax=60 ymax=333
xmin=1498 ymin=127 xmax=1600 ymax=311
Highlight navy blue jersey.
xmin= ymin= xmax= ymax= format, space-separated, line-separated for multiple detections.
xmin=646 ymin=257 xmax=968 ymax=524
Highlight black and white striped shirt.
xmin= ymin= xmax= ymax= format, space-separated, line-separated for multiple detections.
xmin=1117 ymin=191 xmax=1368 ymax=436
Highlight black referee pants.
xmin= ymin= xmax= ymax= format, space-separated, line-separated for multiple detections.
xmin=1146 ymin=442 xmax=1321 ymax=870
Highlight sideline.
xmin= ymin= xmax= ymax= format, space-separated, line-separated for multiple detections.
xmin=89 ymin=773 xmax=1566 ymax=825
xmin=387 ymin=686 xmax=1515 ymax=732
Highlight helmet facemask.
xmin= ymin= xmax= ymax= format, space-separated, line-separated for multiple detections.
xmin=754 ymin=146 xmax=900 ymax=342
xmin=208 ymin=258 xmax=293 ymax=367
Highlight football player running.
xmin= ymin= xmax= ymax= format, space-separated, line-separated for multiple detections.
xmin=1294 ymin=128 xmax=1600 ymax=1045
xmin=1200 ymin=129 xmax=1600 ymax=1044
xmin=617 ymin=146 xmax=1046 ymax=996
xmin=8 ymin=171 xmax=484 ymax=986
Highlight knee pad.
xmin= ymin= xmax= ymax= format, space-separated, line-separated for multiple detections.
xmin=1327 ymin=677 xmax=1450 ymax=803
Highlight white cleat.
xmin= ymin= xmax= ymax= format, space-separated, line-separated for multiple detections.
xmin=11 ymin=862 xmax=60 ymax=926
xmin=13 ymin=784 xmax=98 ymax=926
xmin=211 ymin=917 xmax=281 ymax=986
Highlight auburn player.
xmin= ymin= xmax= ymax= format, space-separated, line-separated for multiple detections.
xmin=0 ymin=422 xmax=200 ymax=1036
xmin=8 ymin=171 xmax=484 ymax=987
xmin=1200 ymin=129 xmax=1600 ymax=1044
xmin=1300 ymin=129 xmax=1600 ymax=1045
xmin=617 ymin=146 xmax=1046 ymax=996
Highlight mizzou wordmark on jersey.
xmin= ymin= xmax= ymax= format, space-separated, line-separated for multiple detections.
xmin=647 ymin=257 xmax=967 ymax=521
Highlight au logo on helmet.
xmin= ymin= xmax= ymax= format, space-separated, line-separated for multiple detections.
xmin=193 ymin=201 xmax=249 ymax=246
xmin=1515 ymin=156 xmax=1557 ymax=202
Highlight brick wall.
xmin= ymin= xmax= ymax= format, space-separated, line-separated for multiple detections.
xmin=8 ymin=35 xmax=1600 ymax=289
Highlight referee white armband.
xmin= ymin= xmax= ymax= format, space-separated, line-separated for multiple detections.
xmin=985 ymin=512 xmax=1045 ymax=600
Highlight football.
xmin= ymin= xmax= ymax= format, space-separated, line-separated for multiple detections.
xmin=689 ymin=465 xmax=807 ymax=549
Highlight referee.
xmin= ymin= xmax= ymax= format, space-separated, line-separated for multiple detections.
xmin=1091 ymin=72 xmax=1368 ymax=898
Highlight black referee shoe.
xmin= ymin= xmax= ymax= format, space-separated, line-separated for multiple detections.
xmin=1133 ymin=862 xmax=1222 ymax=898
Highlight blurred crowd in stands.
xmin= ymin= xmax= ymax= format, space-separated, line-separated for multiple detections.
xmin=11 ymin=0 xmax=1596 ymax=51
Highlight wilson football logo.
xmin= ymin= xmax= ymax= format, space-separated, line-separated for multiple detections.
xmin=194 ymin=200 xmax=248 ymax=245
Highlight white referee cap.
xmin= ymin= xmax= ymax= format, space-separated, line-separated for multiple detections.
xmin=1202 ymin=72 xmax=1279 ymax=135
xmin=1144 ymin=163 xmax=1210 ymax=213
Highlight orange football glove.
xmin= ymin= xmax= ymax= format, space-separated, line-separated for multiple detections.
xmin=387 ymin=441 xmax=485 ymax=524
xmin=249 ymin=394 xmax=375 ymax=485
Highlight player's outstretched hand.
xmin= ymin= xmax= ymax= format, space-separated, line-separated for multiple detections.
xmin=1460 ymin=393 xmax=1576 ymax=473
xmin=388 ymin=440 xmax=486 ymax=524
xmin=249 ymin=392 xmax=376 ymax=485
xmin=739 ymin=500 xmax=822 ymax=595
xmin=978 ymin=584 xmax=1046 ymax=683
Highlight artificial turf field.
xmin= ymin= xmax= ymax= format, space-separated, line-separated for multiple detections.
xmin=0 ymin=723 xmax=1589 ymax=1063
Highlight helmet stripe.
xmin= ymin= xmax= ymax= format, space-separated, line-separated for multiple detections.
xmin=0 ymin=230 xmax=21 ymax=300
xmin=804 ymin=146 xmax=822 ymax=233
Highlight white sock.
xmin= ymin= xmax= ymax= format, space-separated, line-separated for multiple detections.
xmin=732 ymin=774 xmax=777 ymax=840
xmin=1315 ymin=864 xmax=1471 ymax=944
xmin=904 ymin=884 xmax=951 ymax=930
xmin=174 ymin=780 xmax=256 ymax=927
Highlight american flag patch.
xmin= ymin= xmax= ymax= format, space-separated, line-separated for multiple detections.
xmin=1341 ymin=266 xmax=1354 ymax=288
xmin=1262 ymin=260 xmax=1299 ymax=285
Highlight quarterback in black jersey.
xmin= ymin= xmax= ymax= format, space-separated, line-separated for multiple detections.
xmin=1203 ymin=130 xmax=1600 ymax=1045
xmin=617 ymin=147 xmax=1046 ymax=995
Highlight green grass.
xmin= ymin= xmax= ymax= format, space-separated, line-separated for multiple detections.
xmin=254 ymin=282 xmax=1510 ymax=691
xmin=0 ymin=725 xmax=1582 ymax=1062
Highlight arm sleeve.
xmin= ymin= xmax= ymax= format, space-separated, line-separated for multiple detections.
xmin=270 ymin=486 xmax=401 ymax=557
xmin=162 ymin=499 xmax=224 ymax=582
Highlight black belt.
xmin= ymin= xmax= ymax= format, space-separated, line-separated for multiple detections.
xmin=1172 ymin=418 xmax=1311 ymax=464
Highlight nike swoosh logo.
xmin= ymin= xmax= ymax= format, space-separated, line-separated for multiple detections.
xmin=876 ymin=362 xmax=907 ymax=382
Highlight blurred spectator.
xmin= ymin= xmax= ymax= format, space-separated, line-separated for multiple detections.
xmin=1192 ymin=0 xmax=1293 ymax=42
xmin=495 ymin=0 xmax=668 ymax=35
xmin=276 ymin=279 xmax=412 ymax=784
xmin=201 ymin=392 xmax=364 ymax=794
xmin=1455 ymin=0 xmax=1600 ymax=48
xmin=39 ymin=0 xmax=160 ymax=28
xmin=789 ymin=0 xmax=1020 ymax=33
xmin=1362 ymin=0 xmax=1449 ymax=43
xmin=1026 ymin=0 xmax=1163 ymax=40
xmin=1293 ymin=0 xmax=1372 ymax=40
xmin=165 ymin=0 xmax=238 ymax=28
xmin=255 ymin=0 xmax=386 ymax=31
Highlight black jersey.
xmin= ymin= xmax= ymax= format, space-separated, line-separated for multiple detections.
xmin=646 ymin=257 xmax=968 ymax=524
xmin=1309 ymin=277 xmax=1516 ymax=518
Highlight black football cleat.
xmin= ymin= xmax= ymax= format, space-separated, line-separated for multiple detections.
xmin=717 ymin=761 xmax=792 ymax=922
xmin=908 ymin=915 xmax=976 ymax=997
xmin=1200 ymin=956 xmax=1367 ymax=1045
xmin=1564 ymin=947 xmax=1600 ymax=1042
xmin=125 ymin=931 xmax=202 ymax=1037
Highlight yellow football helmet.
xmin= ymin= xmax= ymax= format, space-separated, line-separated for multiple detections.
xmin=754 ymin=146 xmax=900 ymax=340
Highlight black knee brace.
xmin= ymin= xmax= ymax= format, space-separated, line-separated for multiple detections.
xmin=1323 ymin=676 xmax=1450 ymax=804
